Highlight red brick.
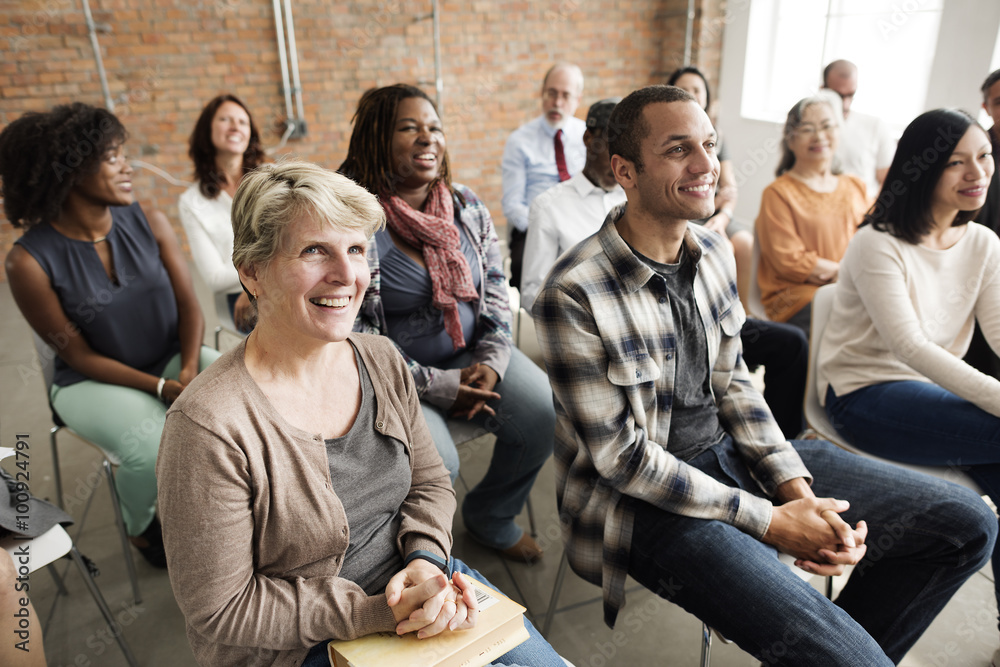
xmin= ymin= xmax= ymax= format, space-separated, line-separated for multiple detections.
xmin=0 ymin=0 xmax=726 ymax=270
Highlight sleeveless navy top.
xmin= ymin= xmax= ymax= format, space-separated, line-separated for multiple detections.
xmin=16 ymin=203 xmax=181 ymax=387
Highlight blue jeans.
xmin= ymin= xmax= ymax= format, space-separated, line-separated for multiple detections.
xmin=421 ymin=347 xmax=554 ymax=550
xmin=827 ymin=381 xmax=1000 ymax=629
xmin=628 ymin=436 xmax=996 ymax=665
xmin=300 ymin=558 xmax=564 ymax=667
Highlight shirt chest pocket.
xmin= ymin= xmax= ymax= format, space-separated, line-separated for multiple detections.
xmin=719 ymin=306 xmax=743 ymax=338
xmin=712 ymin=304 xmax=745 ymax=375
xmin=607 ymin=355 xmax=662 ymax=429
xmin=607 ymin=355 xmax=662 ymax=387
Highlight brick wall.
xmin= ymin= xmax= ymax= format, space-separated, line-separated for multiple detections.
xmin=0 ymin=0 xmax=726 ymax=277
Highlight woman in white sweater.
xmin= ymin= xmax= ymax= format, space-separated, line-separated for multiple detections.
xmin=178 ymin=94 xmax=266 ymax=332
xmin=817 ymin=108 xmax=1000 ymax=652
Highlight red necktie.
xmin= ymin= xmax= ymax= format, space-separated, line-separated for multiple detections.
xmin=554 ymin=129 xmax=571 ymax=182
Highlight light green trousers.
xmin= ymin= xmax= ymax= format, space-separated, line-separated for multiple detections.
xmin=50 ymin=346 xmax=221 ymax=536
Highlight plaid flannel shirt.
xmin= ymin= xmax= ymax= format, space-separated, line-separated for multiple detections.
xmin=354 ymin=184 xmax=513 ymax=409
xmin=532 ymin=204 xmax=812 ymax=627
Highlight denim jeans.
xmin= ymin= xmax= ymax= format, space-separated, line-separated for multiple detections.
xmin=299 ymin=558 xmax=564 ymax=667
xmin=628 ymin=436 xmax=996 ymax=666
xmin=421 ymin=347 xmax=555 ymax=550
xmin=826 ymin=380 xmax=1000 ymax=630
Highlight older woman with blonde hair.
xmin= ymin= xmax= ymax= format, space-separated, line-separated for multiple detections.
xmin=156 ymin=161 xmax=564 ymax=667
xmin=755 ymin=95 xmax=869 ymax=335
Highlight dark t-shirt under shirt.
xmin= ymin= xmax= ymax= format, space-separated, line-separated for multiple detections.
xmin=631 ymin=244 xmax=726 ymax=461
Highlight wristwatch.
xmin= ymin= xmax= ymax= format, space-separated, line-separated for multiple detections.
xmin=404 ymin=550 xmax=451 ymax=576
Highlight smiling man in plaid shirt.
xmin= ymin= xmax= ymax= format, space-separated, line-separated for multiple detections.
xmin=532 ymin=85 xmax=995 ymax=665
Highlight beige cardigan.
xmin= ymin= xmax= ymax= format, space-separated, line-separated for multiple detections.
xmin=157 ymin=333 xmax=455 ymax=667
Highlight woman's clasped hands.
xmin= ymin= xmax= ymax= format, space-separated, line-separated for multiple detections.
xmin=385 ymin=559 xmax=479 ymax=639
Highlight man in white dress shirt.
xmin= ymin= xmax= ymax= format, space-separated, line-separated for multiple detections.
xmin=822 ymin=60 xmax=895 ymax=198
xmin=502 ymin=63 xmax=587 ymax=288
xmin=520 ymin=98 xmax=625 ymax=310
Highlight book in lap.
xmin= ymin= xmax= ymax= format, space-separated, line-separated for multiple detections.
xmin=328 ymin=579 xmax=529 ymax=667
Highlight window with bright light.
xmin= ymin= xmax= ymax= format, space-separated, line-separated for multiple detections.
xmin=742 ymin=0 xmax=944 ymax=135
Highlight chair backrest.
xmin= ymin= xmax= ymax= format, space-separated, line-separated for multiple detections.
xmin=748 ymin=227 xmax=768 ymax=320
xmin=31 ymin=331 xmax=57 ymax=394
xmin=804 ymin=285 xmax=839 ymax=443
xmin=214 ymin=290 xmax=240 ymax=336
xmin=805 ymin=284 xmax=985 ymax=495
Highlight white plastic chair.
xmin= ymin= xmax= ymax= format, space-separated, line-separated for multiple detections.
xmin=213 ymin=290 xmax=247 ymax=349
xmin=806 ymin=284 xmax=984 ymax=495
xmin=747 ymin=228 xmax=769 ymax=321
xmin=1 ymin=524 xmax=138 ymax=666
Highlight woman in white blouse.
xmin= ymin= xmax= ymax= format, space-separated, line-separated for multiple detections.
xmin=817 ymin=108 xmax=1000 ymax=653
xmin=179 ymin=94 xmax=266 ymax=332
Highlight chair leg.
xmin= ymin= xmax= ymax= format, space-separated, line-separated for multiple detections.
xmin=69 ymin=547 xmax=139 ymax=667
xmin=700 ymin=622 xmax=712 ymax=667
xmin=526 ymin=496 xmax=538 ymax=538
xmin=513 ymin=305 xmax=521 ymax=349
xmin=46 ymin=562 xmax=68 ymax=596
xmin=214 ymin=325 xmax=222 ymax=351
xmin=102 ymin=460 xmax=142 ymax=605
xmin=542 ymin=550 xmax=571 ymax=637
xmin=50 ymin=426 xmax=64 ymax=510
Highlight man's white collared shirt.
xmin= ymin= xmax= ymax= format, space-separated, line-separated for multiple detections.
xmin=520 ymin=171 xmax=626 ymax=310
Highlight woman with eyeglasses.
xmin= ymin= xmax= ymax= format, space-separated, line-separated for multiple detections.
xmin=755 ymin=95 xmax=869 ymax=335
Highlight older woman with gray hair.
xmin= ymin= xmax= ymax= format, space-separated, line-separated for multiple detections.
xmin=755 ymin=95 xmax=869 ymax=335
xmin=156 ymin=161 xmax=564 ymax=667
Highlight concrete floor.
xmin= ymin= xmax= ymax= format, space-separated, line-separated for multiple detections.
xmin=1 ymin=272 xmax=997 ymax=667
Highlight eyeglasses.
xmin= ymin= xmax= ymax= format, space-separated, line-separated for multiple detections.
xmin=543 ymin=88 xmax=578 ymax=102
xmin=795 ymin=123 xmax=838 ymax=137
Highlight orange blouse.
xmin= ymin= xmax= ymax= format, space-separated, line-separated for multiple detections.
xmin=755 ymin=173 xmax=868 ymax=322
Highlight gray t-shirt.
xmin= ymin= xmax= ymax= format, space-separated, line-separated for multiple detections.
xmin=633 ymin=245 xmax=726 ymax=460
xmin=325 ymin=345 xmax=410 ymax=595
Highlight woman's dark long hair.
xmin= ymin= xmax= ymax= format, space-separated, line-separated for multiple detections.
xmin=0 ymin=102 xmax=127 ymax=229
xmin=667 ymin=66 xmax=711 ymax=112
xmin=337 ymin=84 xmax=456 ymax=201
xmin=865 ymin=108 xmax=985 ymax=244
xmin=188 ymin=94 xmax=265 ymax=199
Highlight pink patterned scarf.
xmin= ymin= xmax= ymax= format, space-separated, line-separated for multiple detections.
xmin=381 ymin=182 xmax=478 ymax=350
